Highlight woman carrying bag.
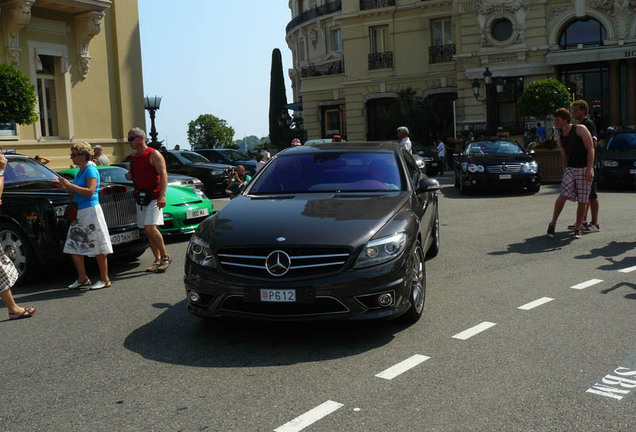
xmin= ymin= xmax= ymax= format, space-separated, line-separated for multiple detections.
xmin=52 ymin=142 xmax=112 ymax=290
xmin=0 ymin=154 xmax=36 ymax=319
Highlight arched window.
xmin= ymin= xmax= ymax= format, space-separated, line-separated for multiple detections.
xmin=559 ymin=18 xmax=606 ymax=49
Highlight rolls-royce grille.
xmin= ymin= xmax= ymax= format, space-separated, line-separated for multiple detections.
xmin=219 ymin=296 xmax=349 ymax=316
xmin=99 ymin=187 xmax=137 ymax=228
xmin=217 ymin=247 xmax=351 ymax=278
xmin=487 ymin=164 xmax=522 ymax=174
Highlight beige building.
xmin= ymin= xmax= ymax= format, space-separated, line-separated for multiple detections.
xmin=285 ymin=0 xmax=636 ymax=143
xmin=0 ymin=0 xmax=145 ymax=170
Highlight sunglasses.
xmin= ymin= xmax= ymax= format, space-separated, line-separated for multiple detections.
xmin=70 ymin=153 xmax=82 ymax=158
xmin=128 ymin=135 xmax=139 ymax=142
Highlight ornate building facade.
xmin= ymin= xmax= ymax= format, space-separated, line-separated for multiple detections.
xmin=285 ymin=0 xmax=636 ymax=142
xmin=0 ymin=0 xmax=145 ymax=169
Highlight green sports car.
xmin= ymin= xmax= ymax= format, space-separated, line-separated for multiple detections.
xmin=58 ymin=165 xmax=215 ymax=235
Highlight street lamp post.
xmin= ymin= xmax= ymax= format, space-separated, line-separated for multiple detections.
xmin=144 ymin=95 xmax=162 ymax=149
xmin=471 ymin=67 xmax=505 ymax=136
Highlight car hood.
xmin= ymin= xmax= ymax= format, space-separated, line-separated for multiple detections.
xmin=4 ymin=181 xmax=69 ymax=196
xmin=209 ymin=192 xmax=410 ymax=249
xmin=465 ymin=154 xmax=534 ymax=164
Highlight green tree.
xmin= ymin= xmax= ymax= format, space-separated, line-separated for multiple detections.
xmin=187 ymin=114 xmax=235 ymax=149
xmin=0 ymin=63 xmax=38 ymax=126
xmin=517 ymin=78 xmax=571 ymax=120
xmin=269 ymin=48 xmax=288 ymax=149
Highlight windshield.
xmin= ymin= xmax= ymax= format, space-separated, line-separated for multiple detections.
xmin=466 ymin=140 xmax=524 ymax=155
xmin=248 ymin=151 xmax=403 ymax=194
xmin=98 ymin=166 xmax=131 ymax=184
xmin=5 ymin=157 xmax=59 ymax=184
xmin=175 ymin=152 xmax=210 ymax=164
xmin=606 ymin=133 xmax=636 ymax=151
xmin=223 ymin=150 xmax=249 ymax=161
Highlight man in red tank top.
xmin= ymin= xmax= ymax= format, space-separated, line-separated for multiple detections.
xmin=125 ymin=127 xmax=171 ymax=272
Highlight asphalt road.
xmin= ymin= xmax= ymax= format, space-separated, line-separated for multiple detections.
xmin=1 ymin=175 xmax=634 ymax=432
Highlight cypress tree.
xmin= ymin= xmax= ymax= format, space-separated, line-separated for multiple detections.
xmin=269 ymin=48 xmax=288 ymax=149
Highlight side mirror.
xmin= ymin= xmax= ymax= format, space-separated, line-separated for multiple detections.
xmin=416 ymin=177 xmax=440 ymax=193
xmin=526 ymin=142 xmax=537 ymax=151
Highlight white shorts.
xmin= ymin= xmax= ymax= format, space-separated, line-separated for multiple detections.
xmin=136 ymin=199 xmax=164 ymax=228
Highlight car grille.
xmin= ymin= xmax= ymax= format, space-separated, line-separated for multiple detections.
xmin=217 ymin=247 xmax=351 ymax=279
xmin=99 ymin=186 xmax=137 ymax=228
xmin=219 ymin=295 xmax=349 ymax=317
xmin=487 ymin=164 xmax=522 ymax=174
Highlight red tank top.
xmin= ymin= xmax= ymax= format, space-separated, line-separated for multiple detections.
xmin=130 ymin=147 xmax=160 ymax=199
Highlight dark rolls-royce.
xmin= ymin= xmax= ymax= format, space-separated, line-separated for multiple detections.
xmin=453 ymin=139 xmax=541 ymax=194
xmin=0 ymin=154 xmax=147 ymax=283
xmin=184 ymin=142 xmax=441 ymax=322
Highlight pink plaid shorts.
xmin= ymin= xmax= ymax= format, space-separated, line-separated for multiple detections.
xmin=560 ymin=167 xmax=592 ymax=203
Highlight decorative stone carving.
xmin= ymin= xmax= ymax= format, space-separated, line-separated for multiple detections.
xmin=1 ymin=0 xmax=35 ymax=66
xmin=74 ymin=11 xmax=105 ymax=80
xmin=475 ymin=0 xmax=529 ymax=47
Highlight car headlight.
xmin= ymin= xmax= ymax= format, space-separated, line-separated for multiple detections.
xmin=602 ymin=160 xmax=619 ymax=167
xmin=187 ymin=233 xmax=216 ymax=267
xmin=194 ymin=188 xmax=207 ymax=199
xmin=354 ymin=232 xmax=407 ymax=268
xmin=467 ymin=163 xmax=484 ymax=173
xmin=54 ymin=205 xmax=68 ymax=218
xmin=520 ymin=161 xmax=538 ymax=173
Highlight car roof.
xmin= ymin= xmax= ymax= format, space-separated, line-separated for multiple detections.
xmin=295 ymin=141 xmax=400 ymax=152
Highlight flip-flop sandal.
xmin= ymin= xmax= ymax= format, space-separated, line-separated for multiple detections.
xmin=9 ymin=306 xmax=36 ymax=320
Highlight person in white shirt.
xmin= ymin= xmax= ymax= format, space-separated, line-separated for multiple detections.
xmin=93 ymin=145 xmax=110 ymax=166
xmin=255 ymin=154 xmax=266 ymax=173
xmin=260 ymin=147 xmax=271 ymax=160
xmin=397 ymin=126 xmax=412 ymax=153
xmin=436 ymin=139 xmax=446 ymax=168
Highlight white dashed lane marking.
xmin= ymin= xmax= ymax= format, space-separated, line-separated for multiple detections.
xmin=452 ymin=322 xmax=497 ymax=340
xmin=274 ymin=400 xmax=344 ymax=432
xmin=375 ymin=354 xmax=430 ymax=380
xmin=570 ymin=279 xmax=604 ymax=290
xmin=618 ymin=265 xmax=636 ymax=274
xmin=518 ymin=297 xmax=555 ymax=310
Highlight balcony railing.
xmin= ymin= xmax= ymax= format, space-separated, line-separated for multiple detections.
xmin=286 ymin=0 xmax=342 ymax=33
xmin=301 ymin=60 xmax=345 ymax=78
xmin=429 ymin=44 xmax=456 ymax=64
xmin=368 ymin=52 xmax=393 ymax=70
xmin=360 ymin=0 xmax=395 ymax=10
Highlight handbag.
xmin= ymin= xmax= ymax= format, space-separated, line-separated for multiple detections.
xmin=135 ymin=189 xmax=153 ymax=207
xmin=65 ymin=200 xmax=78 ymax=221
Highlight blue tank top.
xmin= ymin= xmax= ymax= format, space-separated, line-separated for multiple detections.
xmin=74 ymin=165 xmax=100 ymax=210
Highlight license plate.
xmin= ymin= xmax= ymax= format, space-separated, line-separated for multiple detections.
xmin=431 ymin=163 xmax=438 ymax=166
xmin=630 ymin=169 xmax=636 ymax=174
xmin=110 ymin=230 xmax=140 ymax=245
xmin=187 ymin=208 xmax=209 ymax=219
xmin=499 ymin=174 xmax=512 ymax=179
xmin=260 ymin=289 xmax=296 ymax=302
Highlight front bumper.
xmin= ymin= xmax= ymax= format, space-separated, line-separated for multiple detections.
xmin=183 ymin=251 xmax=414 ymax=321
xmin=460 ymin=172 xmax=540 ymax=189
xmin=598 ymin=166 xmax=636 ymax=187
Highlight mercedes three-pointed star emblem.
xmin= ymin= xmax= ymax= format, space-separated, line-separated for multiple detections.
xmin=265 ymin=250 xmax=291 ymax=276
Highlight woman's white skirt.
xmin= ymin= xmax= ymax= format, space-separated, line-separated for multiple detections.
xmin=63 ymin=205 xmax=113 ymax=256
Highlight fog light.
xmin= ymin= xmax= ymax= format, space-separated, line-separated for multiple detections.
xmin=472 ymin=179 xmax=477 ymax=184
xmin=377 ymin=292 xmax=394 ymax=307
xmin=188 ymin=291 xmax=200 ymax=303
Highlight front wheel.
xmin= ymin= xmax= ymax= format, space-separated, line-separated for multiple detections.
xmin=527 ymin=183 xmax=541 ymax=193
xmin=400 ymin=241 xmax=426 ymax=324
xmin=0 ymin=223 xmax=35 ymax=285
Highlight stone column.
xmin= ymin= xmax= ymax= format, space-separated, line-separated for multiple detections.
xmin=627 ymin=60 xmax=636 ymax=126
xmin=608 ymin=61 xmax=620 ymax=126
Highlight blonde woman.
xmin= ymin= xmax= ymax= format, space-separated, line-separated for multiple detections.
xmin=52 ymin=142 xmax=113 ymax=289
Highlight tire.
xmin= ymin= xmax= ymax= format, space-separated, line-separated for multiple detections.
xmin=400 ymin=241 xmax=426 ymax=324
xmin=426 ymin=206 xmax=440 ymax=260
xmin=0 ymin=222 xmax=35 ymax=284
xmin=460 ymin=177 xmax=471 ymax=195
xmin=453 ymin=172 xmax=459 ymax=188
xmin=527 ymin=183 xmax=540 ymax=194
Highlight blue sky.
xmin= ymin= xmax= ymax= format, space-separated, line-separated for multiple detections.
xmin=138 ymin=1 xmax=294 ymax=148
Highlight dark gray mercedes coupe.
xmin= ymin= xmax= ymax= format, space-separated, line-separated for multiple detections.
xmin=184 ymin=142 xmax=440 ymax=322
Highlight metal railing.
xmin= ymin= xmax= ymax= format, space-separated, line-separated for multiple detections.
xmin=301 ymin=60 xmax=345 ymax=78
xmin=428 ymin=44 xmax=456 ymax=64
xmin=286 ymin=0 xmax=342 ymax=33
xmin=368 ymin=52 xmax=393 ymax=70
xmin=360 ymin=0 xmax=395 ymax=10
